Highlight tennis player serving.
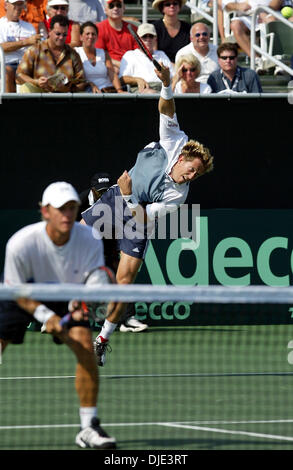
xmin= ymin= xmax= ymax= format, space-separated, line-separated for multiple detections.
xmin=0 ymin=182 xmax=116 ymax=449
xmin=81 ymin=64 xmax=214 ymax=366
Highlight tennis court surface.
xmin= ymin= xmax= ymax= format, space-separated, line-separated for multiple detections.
xmin=1 ymin=324 xmax=293 ymax=450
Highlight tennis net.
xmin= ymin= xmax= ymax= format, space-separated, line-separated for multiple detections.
xmin=1 ymin=284 xmax=293 ymax=451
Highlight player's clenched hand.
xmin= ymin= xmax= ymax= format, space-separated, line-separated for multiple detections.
xmin=155 ymin=64 xmax=170 ymax=88
xmin=45 ymin=314 xmax=63 ymax=334
xmin=118 ymin=170 xmax=132 ymax=196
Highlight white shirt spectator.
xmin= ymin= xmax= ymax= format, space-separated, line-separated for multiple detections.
xmin=175 ymin=42 xmax=219 ymax=83
xmin=174 ymin=81 xmax=212 ymax=94
xmin=0 ymin=16 xmax=36 ymax=64
xmin=119 ymin=48 xmax=174 ymax=83
xmin=75 ymin=46 xmax=112 ymax=89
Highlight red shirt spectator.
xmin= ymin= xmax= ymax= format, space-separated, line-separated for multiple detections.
xmin=95 ymin=18 xmax=138 ymax=62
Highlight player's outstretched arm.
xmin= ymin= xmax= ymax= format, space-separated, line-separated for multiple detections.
xmin=155 ymin=64 xmax=175 ymax=119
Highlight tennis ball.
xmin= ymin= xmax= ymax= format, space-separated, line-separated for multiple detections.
xmin=281 ymin=6 xmax=293 ymax=18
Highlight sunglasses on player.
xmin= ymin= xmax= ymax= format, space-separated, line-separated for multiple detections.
xmin=109 ymin=2 xmax=122 ymax=8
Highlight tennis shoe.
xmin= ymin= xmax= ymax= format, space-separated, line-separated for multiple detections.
xmin=119 ymin=316 xmax=148 ymax=333
xmin=93 ymin=336 xmax=111 ymax=366
xmin=75 ymin=417 xmax=116 ymax=449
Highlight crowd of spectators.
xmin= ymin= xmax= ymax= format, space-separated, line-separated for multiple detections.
xmin=0 ymin=0 xmax=291 ymax=93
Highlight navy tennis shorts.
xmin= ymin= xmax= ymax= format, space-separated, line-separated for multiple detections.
xmin=0 ymin=299 xmax=90 ymax=344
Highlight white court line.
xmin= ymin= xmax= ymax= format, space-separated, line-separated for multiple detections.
xmin=1 ymin=419 xmax=293 ymax=430
xmin=0 ymin=375 xmax=75 ymax=380
xmin=158 ymin=422 xmax=293 ymax=443
xmin=1 ymin=420 xmax=293 ymax=443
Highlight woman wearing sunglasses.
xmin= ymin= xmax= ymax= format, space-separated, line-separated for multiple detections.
xmin=151 ymin=0 xmax=190 ymax=64
xmin=172 ymin=54 xmax=211 ymax=94
xmin=42 ymin=0 xmax=81 ymax=47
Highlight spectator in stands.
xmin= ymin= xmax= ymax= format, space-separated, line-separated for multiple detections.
xmin=151 ymin=0 xmax=190 ymax=64
xmin=222 ymin=0 xmax=281 ymax=64
xmin=69 ymin=0 xmax=106 ymax=24
xmin=172 ymin=53 xmax=212 ymax=93
xmin=76 ymin=21 xmax=125 ymax=93
xmin=43 ymin=0 xmax=81 ymax=47
xmin=95 ymin=0 xmax=139 ymax=74
xmin=119 ymin=23 xmax=174 ymax=93
xmin=20 ymin=0 xmax=47 ymax=33
xmin=207 ymin=42 xmax=263 ymax=93
xmin=0 ymin=0 xmax=47 ymax=34
xmin=16 ymin=14 xmax=88 ymax=92
xmin=0 ymin=0 xmax=41 ymax=92
xmin=175 ymin=22 xmax=218 ymax=83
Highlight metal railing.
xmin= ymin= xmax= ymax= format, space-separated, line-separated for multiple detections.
xmin=251 ymin=6 xmax=293 ymax=76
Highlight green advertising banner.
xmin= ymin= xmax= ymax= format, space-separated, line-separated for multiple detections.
xmin=1 ymin=209 xmax=293 ymax=327
xmin=133 ymin=209 xmax=293 ymax=326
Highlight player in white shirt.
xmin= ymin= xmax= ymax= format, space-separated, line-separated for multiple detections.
xmin=0 ymin=181 xmax=116 ymax=449
xmin=82 ymin=64 xmax=214 ymax=366
xmin=119 ymin=23 xmax=174 ymax=93
xmin=0 ymin=0 xmax=41 ymax=92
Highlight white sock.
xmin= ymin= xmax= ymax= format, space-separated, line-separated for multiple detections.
xmin=97 ymin=319 xmax=117 ymax=341
xmin=79 ymin=407 xmax=97 ymax=429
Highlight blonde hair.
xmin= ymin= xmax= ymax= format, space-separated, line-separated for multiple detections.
xmin=181 ymin=140 xmax=214 ymax=175
xmin=175 ymin=54 xmax=201 ymax=76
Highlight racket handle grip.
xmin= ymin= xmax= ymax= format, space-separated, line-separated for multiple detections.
xmin=153 ymin=59 xmax=162 ymax=71
xmin=60 ymin=313 xmax=72 ymax=327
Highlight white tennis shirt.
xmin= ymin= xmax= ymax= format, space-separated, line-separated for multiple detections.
xmin=4 ymin=222 xmax=104 ymax=285
xmin=0 ymin=17 xmax=36 ymax=64
xmin=144 ymin=112 xmax=189 ymax=220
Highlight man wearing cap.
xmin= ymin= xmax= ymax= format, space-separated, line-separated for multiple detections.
xmin=175 ymin=22 xmax=219 ymax=84
xmin=16 ymin=14 xmax=88 ymax=92
xmin=0 ymin=0 xmax=41 ymax=91
xmin=0 ymin=181 xmax=116 ymax=449
xmin=95 ymin=0 xmax=139 ymax=73
xmin=119 ymin=23 xmax=174 ymax=93
xmin=43 ymin=0 xmax=81 ymax=47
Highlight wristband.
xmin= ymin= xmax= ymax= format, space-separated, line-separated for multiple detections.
xmin=122 ymin=193 xmax=139 ymax=210
xmin=160 ymin=84 xmax=173 ymax=100
xmin=33 ymin=304 xmax=55 ymax=324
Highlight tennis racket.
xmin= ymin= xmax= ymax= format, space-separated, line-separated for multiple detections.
xmin=59 ymin=266 xmax=116 ymax=328
xmin=127 ymin=24 xmax=162 ymax=71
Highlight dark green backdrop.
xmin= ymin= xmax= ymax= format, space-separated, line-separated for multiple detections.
xmin=0 ymin=95 xmax=292 ymax=325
